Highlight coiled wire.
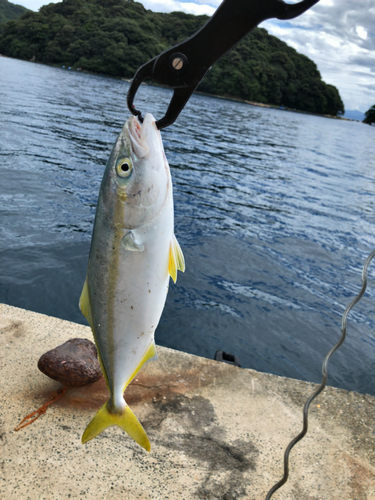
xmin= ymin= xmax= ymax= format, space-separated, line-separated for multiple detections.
xmin=265 ymin=248 xmax=375 ymax=499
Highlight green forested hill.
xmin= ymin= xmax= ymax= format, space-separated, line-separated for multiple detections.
xmin=0 ymin=0 xmax=28 ymax=26
xmin=0 ymin=0 xmax=344 ymax=115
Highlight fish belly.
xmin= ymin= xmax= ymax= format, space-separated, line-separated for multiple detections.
xmin=87 ymin=200 xmax=173 ymax=405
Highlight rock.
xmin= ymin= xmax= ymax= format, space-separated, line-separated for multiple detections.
xmin=38 ymin=338 xmax=102 ymax=387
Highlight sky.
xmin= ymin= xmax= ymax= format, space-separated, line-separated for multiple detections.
xmin=13 ymin=0 xmax=375 ymax=112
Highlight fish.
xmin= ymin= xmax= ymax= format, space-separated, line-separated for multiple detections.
xmin=79 ymin=113 xmax=185 ymax=451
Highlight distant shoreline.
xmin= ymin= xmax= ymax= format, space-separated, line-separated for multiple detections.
xmin=1 ymin=54 xmax=361 ymax=122
xmin=193 ymin=90 xmax=357 ymax=121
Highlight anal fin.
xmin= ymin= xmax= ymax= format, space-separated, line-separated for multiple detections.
xmin=79 ymin=277 xmax=94 ymax=329
xmin=124 ymin=341 xmax=158 ymax=392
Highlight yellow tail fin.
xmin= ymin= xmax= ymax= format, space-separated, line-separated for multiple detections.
xmin=82 ymin=402 xmax=151 ymax=452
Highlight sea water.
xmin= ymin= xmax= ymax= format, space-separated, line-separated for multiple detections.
xmin=1 ymin=57 xmax=375 ymax=395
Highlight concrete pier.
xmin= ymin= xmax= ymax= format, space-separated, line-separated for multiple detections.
xmin=0 ymin=303 xmax=374 ymax=499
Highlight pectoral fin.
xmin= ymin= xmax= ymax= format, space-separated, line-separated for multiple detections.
xmin=168 ymin=235 xmax=185 ymax=283
xmin=122 ymin=231 xmax=144 ymax=252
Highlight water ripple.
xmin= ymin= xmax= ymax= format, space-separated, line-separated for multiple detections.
xmin=1 ymin=57 xmax=375 ymax=394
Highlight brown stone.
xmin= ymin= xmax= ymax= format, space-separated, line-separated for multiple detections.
xmin=37 ymin=338 xmax=102 ymax=386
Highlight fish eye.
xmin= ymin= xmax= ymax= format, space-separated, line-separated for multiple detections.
xmin=116 ymin=158 xmax=133 ymax=178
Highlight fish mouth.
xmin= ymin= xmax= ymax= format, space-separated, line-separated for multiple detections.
xmin=128 ymin=116 xmax=149 ymax=159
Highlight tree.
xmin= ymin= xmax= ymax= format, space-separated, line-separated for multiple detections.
xmin=0 ymin=0 xmax=28 ymax=26
xmin=363 ymin=105 xmax=375 ymax=125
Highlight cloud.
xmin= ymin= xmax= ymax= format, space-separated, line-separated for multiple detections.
xmin=141 ymin=0 xmax=215 ymax=15
xmin=348 ymin=54 xmax=375 ymax=72
xmin=262 ymin=0 xmax=375 ymax=111
xmin=14 ymin=0 xmax=58 ymax=11
xmin=178 ymin=0 xmax=221 ymax=6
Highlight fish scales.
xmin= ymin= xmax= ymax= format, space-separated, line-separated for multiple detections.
xmin=79 ymin=114 xmax=185 ymax=450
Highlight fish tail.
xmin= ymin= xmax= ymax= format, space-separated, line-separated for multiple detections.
xmin=81 ymin=401 xmax=151 ymax=452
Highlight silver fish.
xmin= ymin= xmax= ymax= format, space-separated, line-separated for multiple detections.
xmin=80 ymin=113 xmax=184 ymax=451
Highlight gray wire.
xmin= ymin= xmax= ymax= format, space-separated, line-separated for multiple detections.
xmin=265 ymin=248 xmax=375 ymax=500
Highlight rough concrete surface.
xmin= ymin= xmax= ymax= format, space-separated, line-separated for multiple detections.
xmin=0 ymin=303 xmax=374 ymax=500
